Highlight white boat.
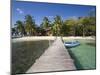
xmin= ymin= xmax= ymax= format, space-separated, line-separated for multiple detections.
xmin=64 ymin=41 xmax=80 ymax=48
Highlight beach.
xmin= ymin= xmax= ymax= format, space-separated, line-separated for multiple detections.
xmin=12 ymin=36 xmax=95 ymax=42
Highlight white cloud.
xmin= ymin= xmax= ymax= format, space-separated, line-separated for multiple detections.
xmin=69 ymin=16 xmax=78 ymax=20
xmin=47 ymin=16 xmax=54 ymax=18
xmin=16 ymin=8 xmax=24 ymax=14
xmin=49 ymin=16 xmax=53 ymax=18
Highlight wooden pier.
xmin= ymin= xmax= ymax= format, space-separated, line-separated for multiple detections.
xmin=26 ymin=37 xmax=76 ymax=73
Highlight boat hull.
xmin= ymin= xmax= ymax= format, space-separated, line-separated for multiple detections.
xmin=64 ymin=41 xmax=80 ymax=48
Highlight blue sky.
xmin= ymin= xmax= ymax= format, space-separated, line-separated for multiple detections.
xmin=12 ymin=1 xmax=96 ymax=27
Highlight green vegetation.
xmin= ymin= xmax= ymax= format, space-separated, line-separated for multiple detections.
xmin=65 ymin=39 xmax=96 ymax=69
xmin=11 ymin=8 xmax=96 ymax=74
xmin=41 ymin=17 xmax=51 ymax=29
xmin=12 ymin=10 xmax=96 ymax=37
xmin=14 ymin=20 xmax=25 ymax=36
xmin=53 ymin=15 xmax=63 ymax=36
xmin=25 ymin=15 xmax=36 ymax=36
xmin=12 ymin=40 xmax=49 ymax=74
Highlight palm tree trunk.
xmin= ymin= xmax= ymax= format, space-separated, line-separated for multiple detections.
xmin=83 ymin=25 xmax=85 ymax=37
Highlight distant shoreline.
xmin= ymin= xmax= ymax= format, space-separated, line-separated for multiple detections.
xmin=12 ymin=36 xmax=95 ymax=42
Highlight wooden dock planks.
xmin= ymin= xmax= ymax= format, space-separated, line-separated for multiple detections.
xmin=26 ymin=37 xmax=76 ymax=73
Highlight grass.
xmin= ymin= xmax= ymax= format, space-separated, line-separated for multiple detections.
xmin=64 ymin=39 xmax=96 ymax=70
xmin=12 ymin=40 xmax=50 ymax=75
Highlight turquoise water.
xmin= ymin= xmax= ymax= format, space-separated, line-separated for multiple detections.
xmin=64 ymin=39 xmax=96 ymax=70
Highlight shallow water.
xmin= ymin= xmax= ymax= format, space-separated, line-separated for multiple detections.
xmin=64 ymin=39 xmax=96 ymax=70
xmin=12 ymin=40 xmax=49 ymax=74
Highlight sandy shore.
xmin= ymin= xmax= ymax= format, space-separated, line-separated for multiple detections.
xmin=12 ymin=36 xmax=95 ymax=43
xmin=12 ymin=36 xmax=56 ymax=42
xmin=62 ymin=36 xmax=95 ymax=40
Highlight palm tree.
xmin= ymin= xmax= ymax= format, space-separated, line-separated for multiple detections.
xmin=15 ymin=20 xmax=25 ymax=36
xmin=25 ymin=15 xmax=36 ymax=36
xmin=53 ymin=15 xmax=63 ymax=36
xmin=41 ymin=17 xmax=50 ymax=29
xmin=41 ymin=17 xmax=51 ymax=35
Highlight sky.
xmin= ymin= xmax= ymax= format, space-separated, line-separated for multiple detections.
xmin=12 ymin=1 xmax=96 ymax=27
